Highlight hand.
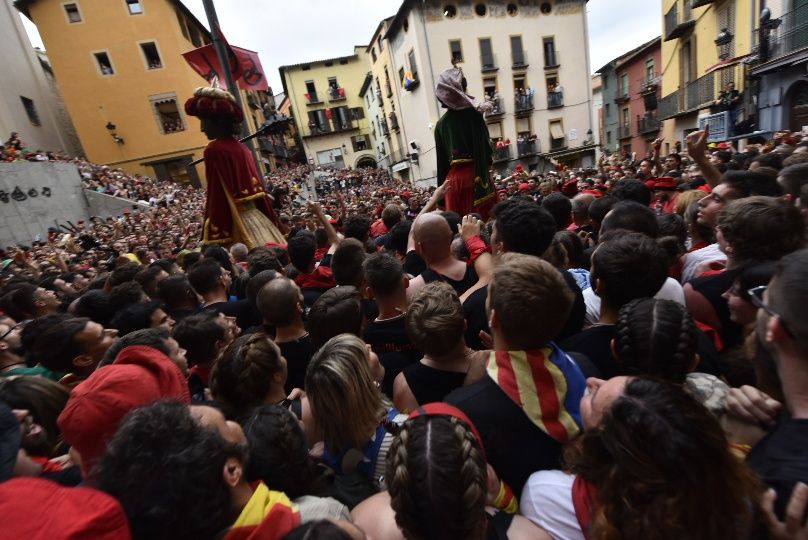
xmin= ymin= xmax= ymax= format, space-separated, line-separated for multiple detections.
xmin=686 ymin=125 xmax=710 ymax=161
xmin=306 ymin=200 xmax=322 ymax=215
xmin=479 ymin=330 xmax=494 ymax=349
xmin=763 ymin=483 xmax=808 ymax=540
xmin=287 ymin=388 xmax=306 ymax=400
xmin=652 ymin=137 xmax=664 ymax=150
xmin=726 ymin=385 xmax=781 ymax=428
xmin=695 ymin=258 xmax=726 ymax=276
xmin=461 ymin=214 xmax=482 ymax=241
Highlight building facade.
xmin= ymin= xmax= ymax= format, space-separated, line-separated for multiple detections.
xmin=1 ymin=0 xmax=81 ymax=156
xmin=15 ymin=0 xmax=233 ymax=185
xmin=752 ymin=0 xmax=808 ymax=133
xmin=279 ymin=47 xmax=376 ymax=170
xmin=591 ymin=74 xmax=602 ymax=160
xmin=382 ymin=0 xmax=595 ymax=185
xmin=613 ymin=37 xmax=661 ymax=158
xmin=658 ymin=0 xmax=754 ymax=154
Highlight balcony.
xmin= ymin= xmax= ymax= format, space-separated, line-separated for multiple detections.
xmin=638 ymin=72 xmax=661 ymax=94
xmin=481 ymin=53 xmax=498 ymax=72
xmin=514 ymin=93 xmax=534 ymax=114
xmin=516 ymin=137 xmax=539 ymax=157
xmin=328 ymin=87 xmax=346 ymax=101
xmin=618 ymin=124 xmax=632 ymax=140
xmin=389 ymin=112 xmax=400 ymax=131
xmin=304 ymin=92 xmax=323 ymax=105
xmin=664 ymin=2 xmax=695 ymax=42
xmin=691 ymin=0 xmax=716 ymax=7
xmin=484 ymin=97 xmax=505 ymax=118
xmin=492 ymin=146 xmax=512 ymax=163
xmin=375 ymin=88 xmax=383 ymax=101
xmin=658 ymin=70 xmax=716 ymax=119
xmin=331 ymin=117 xmax=356 ymax=133
xmin=547 ymin=91 xmax=564 ymax=109
xmin=544 ymin=51 xmax=560 ymax=69
xmin=385 ymin=81 xmax=393 ymax=98
xmin=549 ymin=137 xmax=566 ymax=152
xmin=380 ymin=119 xmax=390 ymax=137
xmin=512 ymin=51 xmax=529 ymax=70
xmin=659 ymin=90 xmax=680 ymax=120
xmin=615 ymin=90 xmax=630 ymax=104
xmin=637 ymin=111 xmax=661 ymax=135
xmin=306 ymin=124 xmax=332 ymax=137
xmin=754 ymin=4 xmax=808 ymax=65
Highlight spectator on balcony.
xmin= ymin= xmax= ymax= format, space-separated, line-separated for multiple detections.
xmin=714 ymin=82 xmax=741 ymax=137
xmin=434 ymin=67 xmax=497 ymax=220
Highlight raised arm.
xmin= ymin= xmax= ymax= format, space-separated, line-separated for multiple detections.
xmin=686 ymin=125 xmax=722 ymax=188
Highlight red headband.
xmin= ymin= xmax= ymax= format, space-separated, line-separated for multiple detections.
xmin=407 ymin=403 xmax=486 ymax=459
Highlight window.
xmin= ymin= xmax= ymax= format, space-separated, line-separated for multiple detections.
xmin=398 ymin=67 xmax=405 ymax=86
xmin=543 ymin=37 xmax=557 ymax=67
xmin=20 ymin=96 xmax=40 ymax=126
xmin=622 ymin=107 xmax=629 ymax=126
xmin=352 ymin=135 xmax=368 ymax=152
xmin=510 ymin=36 xmax=525 ymax=67
xmin=350 ymin=107 xmax=365 ymax=120
xmin=483 ymin=78 xmax=497 ymax=97
xmin=506 ymin=3 xmax=518 ymax=16
xmin=140 ymin=42 xmax=162 ymax=69
xmin=125 ymin=0 xmax=143 ymax=14
xmin=620 ymin=73 xmax=629 ymax=97
xmin=176 ymin=10 xmax=189 ymax=40
xmin=550 ymin=120 xmax=565 ymax=145
xmin=646 ymin=58 xmax=655 ymax=80
xmin=479 ymin=38 xmax=494 ymax=70
xmin=305 ymin=81 xmax=318 ymax=102
xmin=449 ymin=40 xmax=463 ymax=63
xmin=540 ymin=2 xmax=552 ymax=14
xmin=149 ymin=94 xmax=185 ymax=134
xmin=444 ymin=5 xmax=457 ymax=18
xmin=188 ymin=26 xmax=201 ymax=48
xmin=403 ymin=16 xmax=409 ymax=32
xmin=408 ymin=50 xmax=419 ymax=81
xmin=378 ymin=35 xmax=384 ymax=52
xmin=93 ymin=52 xmax=114 ymax=75
xmin=63 ymin=3 xmax=82 ymax=23
xmin=605 ymin=103 xmax=610 ymax=116
xmin=328 ymin=77 xmax=338 ymax=89
xmin=371 ymin=48 xmax=377 ymax=63
xmin=606 ymin=131 xmax=612 ymax=144
xmin=474 ymin=3 xmax=487 ymax=16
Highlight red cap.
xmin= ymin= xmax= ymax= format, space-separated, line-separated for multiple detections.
xmin=519 ymin=183 xmax=530 ymax=191
xmin=0 ymin=477 xmax=131 ymax=540
xmin=57 ymin=345 xmax=190 ymax=479
xmin=123 ymin=208 xmax=130 ymax=214
xmin=647 ymin=176 xmax=678 ymax=191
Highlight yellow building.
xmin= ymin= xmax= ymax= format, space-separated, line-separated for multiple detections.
xmin=15 ymin=0 xmax=273 ymax=186
xmin=279 ymin=47 xmax=376 ymax=169
xmin=658 ymin=0 xmax=754 ymax=151
xmin=366 ymin=17 xmax=411 ymax=181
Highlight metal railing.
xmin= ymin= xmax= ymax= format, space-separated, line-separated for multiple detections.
xmin=638 ymin=72 xmax=661 ymax=93
xmin=514 ymin=93 xmax=534 ymax=113
xmin=512 ymin=50 xmax=528 ymax=69
xmin=664 ymin=1 xmax=694 ymax=41
xmin=484 ymin=97 xmax=504 ymax=117
xmin=548 ymin=91 xmax=564 ymax=108
xmin=306 ymin=124 xmax=331 ymax=136
xmin=481 ymin=53 xmax=498 ymax=72
xmin=305 ymin=92 xmax=322 ymax=104
xmin=685 ymin=73 xmax=715 ymax=111
xmin=492 ymin=146 xmax=512 ymax=163
xmin=389 ymin=112 xmax=400 ymax=131
xmin=755 ymin=4 xmax=808 ymax=64
xmin=637 ymin=111 xmax=661 ymax=135
xmin=516 ymin=138 xmax=539 ymax=157
xmin=380 ymin=119 xmax=390 ymax=137
xmin=544 ymin=50 xmax=560 ymax=69
xmin=331 ymin=117 xmax=356 ymax=132
xmin=659 ymin=90 xmax=680 ymax=119
xmin=618 ymin=124 xmax=632 ymax=139
xmin=328 ymin=87 xmax=346 ymax=101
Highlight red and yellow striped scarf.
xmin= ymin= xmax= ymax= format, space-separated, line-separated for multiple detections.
xmin=486 ymin=346 xmax=585 ymax=443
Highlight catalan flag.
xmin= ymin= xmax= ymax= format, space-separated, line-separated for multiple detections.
xmin=486 ymin=345 xmax=585 ymax=443
xmin=225 ymin=482 xmax=300 ymax=540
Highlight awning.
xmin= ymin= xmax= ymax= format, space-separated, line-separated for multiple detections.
xmin=392 ymin=160 xmax=410 ymax=172
xmin=544 ymin=143 xmax=598 ymax=160
xmin=703 ymin=53 xmax=751 ymax=75
xmin=549 ymin=122 xmax=565 ymax=140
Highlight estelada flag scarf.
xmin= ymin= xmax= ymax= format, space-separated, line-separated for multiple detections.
xmin=486 ymin=345 xmax=585 ymax=443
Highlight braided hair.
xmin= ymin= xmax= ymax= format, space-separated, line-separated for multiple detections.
xmin=210 ymin=332 xmax=285 ymax=420
xmin=613 ymin=298 xmax=697 ymax=383
xmin=242 ymin=405 xmax=318 ymax=499
xmin=387 ymin=415 xmax=487 ymax=540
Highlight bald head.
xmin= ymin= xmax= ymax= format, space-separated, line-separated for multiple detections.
xmin=256 ymin=277 xmax=302 ymax=327
xmin=413 ymin=213 xmax=453 ymax=262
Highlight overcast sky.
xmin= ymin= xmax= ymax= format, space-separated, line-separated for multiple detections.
xmin=21 ymin=0 xmax=661 ymax=91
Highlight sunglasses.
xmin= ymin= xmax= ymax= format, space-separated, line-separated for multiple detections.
xmin=748 ymin=286 xmax=794 ymax=339
xmin=0 ymin=320 xmax=27 ymax=341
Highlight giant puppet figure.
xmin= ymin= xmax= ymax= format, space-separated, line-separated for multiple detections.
xmin=434 ymin=67 xmax=498 ymax=220
xmin=185 ymin=87 xmax=285 ymax=248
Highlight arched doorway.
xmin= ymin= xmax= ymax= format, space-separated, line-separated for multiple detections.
xmin=785 ymin=80 xmax=808 ymax=132
xmin=355 ymin=156 xmax=377 ymax=168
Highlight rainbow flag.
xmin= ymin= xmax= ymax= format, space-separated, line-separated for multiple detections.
xmin=486 ymin=345 xmax=584 ymax=442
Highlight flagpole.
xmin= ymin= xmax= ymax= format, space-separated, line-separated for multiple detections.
xmin=200 ymin=0 xmax=264 ymax=178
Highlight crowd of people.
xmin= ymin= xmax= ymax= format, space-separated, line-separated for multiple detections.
xmin=1 ymin=120 xmax=808 ymax=540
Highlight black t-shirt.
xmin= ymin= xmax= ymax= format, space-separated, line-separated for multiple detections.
xmin=747 ymin=416 xmax=808 ymax=520
xmin=403 ymin=251 xmax=427 ymax=277
xmin=363 ymin=315 xmax=422 ymax=397
xmin=463 ymin=268 xmax=585 ymax=351
xmin=203 ymin=299 xmax=257 ymax=332
xmin=561 ymin=325 xmax=617 ymax=378
xmin=445 ymin=376 xmax=564 ymax=497
xmin=403 ymin=362 xmax=467 ymax=405
xmin=278 ymin=334 xmax=317 ymax=394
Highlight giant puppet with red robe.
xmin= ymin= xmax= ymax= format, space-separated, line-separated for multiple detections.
xmin=185 ymin=87 xmax=285 ymax=248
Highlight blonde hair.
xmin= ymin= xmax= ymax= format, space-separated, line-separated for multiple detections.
xmin=305 ymin=334 xmax=387 ymax=452
xmin=674 ymin=190 xmax=705 ymax=216
xmin=406 ymin=281 xmax=464 ymax=357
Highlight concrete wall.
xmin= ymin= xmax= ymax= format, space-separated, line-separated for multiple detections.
xmin=0 ymin=161 xmax=139 ymax=247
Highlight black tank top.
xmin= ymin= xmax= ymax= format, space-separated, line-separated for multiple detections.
xmin=420 ymin=265 xmax=478 ymax=296
xmin=403 ymin=362 xmax=467 ymax=405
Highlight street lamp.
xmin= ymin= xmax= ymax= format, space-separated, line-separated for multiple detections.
xmin=105 ymin=121 xmax=124 ymax=145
